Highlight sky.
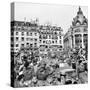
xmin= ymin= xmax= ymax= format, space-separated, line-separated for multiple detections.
xmin=14 ymin=2 xmax=88 ymax=34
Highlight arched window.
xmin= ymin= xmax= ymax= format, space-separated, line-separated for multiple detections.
xmin=76 ymin=20 xmax=81 ymax=26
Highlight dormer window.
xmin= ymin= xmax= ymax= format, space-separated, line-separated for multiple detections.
xmin=76 ymin=22 xmax=80 ymax=26
xmin=83 ymin=20 xmax=87 ymax=25
xmin=76 ymin=20 xmax=80 ymax=26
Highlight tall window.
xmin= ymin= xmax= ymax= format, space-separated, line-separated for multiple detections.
xmin=60 ymin=40 xmax=62 ymax=44
xmin=49 ymin=35 xmax=51 ymax=39
xmin=55 ymin=40 xmax=57 ymax=43
xmin=34 ymin=43 xmax=37 ymax=47
xmin=55 ymin=32 xmax=57 ymax=35
xmin=16 ymin=44 xmax=19 ymax=47
xmin=16 ymin=32 xmax=18 ymax=35
xmin=30 ymin=32 xmax=32 ymax=36
xmin=39 ymin=40 xmax=42 ymax=43
xmin=11 ymin=32 xmax=13 ymax=36
xmin=26 ymin=38 xmax=29 ymax=41
xmin=26 ymin=43 xmax=29 ymax=45
xmin=35 ymin=32 xmax=37 ymax=36
xmin=59 ymin=32 xmax=61 ymax=35
xmin=60 ymin=36 xmax=61 ymax=39
xmin=30 ymin=38 xmax=33 ymax=41
xmin=55 ymin=36 xmax=58 ymax=39
xmin=34 ymin=38 xmax=37 ymax=42
xmin=21 ymin=44 xmax=24 ymax=47
xmin=21 ymin=37 xmax=24 ymax=41
xmin=11 ymin=37 xmax=14 ymax=41
xmin=11 ymin=44 xmax=14 ymax=47
xmin=39 ymin=35 xmax=42 ymax=39
xmin=21 ymin=32 xmax=24 ymax=36
xmin=60 ymin=45 xmax=62 ymax=48
xmin=27 ymin=32 xmax=29 ymax=36
xmin=30 ymin=44 xmax=33 ymax=47
xmin=52 ymin=41 xmax=54 ymax=43
xmin=43 ymin=40 xmax=45 ymax=43
xmin=16 ymin=37 xmax=19 ymax=41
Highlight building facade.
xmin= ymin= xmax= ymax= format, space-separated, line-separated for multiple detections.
xmin=11 ymin=20 xmax=63 ymax=53
xmin=64 ymin=7 xmax=88 ymax=50
xmin=39 ymin=25 xmax=63 ymax=53
xmin=64 ymin=27 xmax=73 ymax=50
xmin=11 ymin=21 xmax=39 ymax=53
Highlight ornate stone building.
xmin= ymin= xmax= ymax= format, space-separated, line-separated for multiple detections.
xmin=64 ymin=7 xmax=88 ymax=50
xmin=11 ymin=20 xmax=63 ymax=53
xmin=64 ymin=27 xmax=73 ymax=50
xmin=39 ymin=25 xmax=63 ymax=53
xmin=11 ymin=20 xmax=39 ymax=53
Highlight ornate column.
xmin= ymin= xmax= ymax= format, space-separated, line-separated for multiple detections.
xmin=81 ymin=33 xmax=84 ymax=48
xmin=73 ymin=35 xmax=75 ymax=48
xmin=69 ymin=36 xmax=72 ymax=48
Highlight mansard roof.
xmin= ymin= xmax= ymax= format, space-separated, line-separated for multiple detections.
xmin=11 ymin=20 xmax=38 ymax=27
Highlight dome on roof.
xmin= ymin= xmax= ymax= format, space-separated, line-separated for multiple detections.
xmin=72 ymin=7 xmax=88 ymax=26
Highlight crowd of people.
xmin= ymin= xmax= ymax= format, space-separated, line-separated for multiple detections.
xmin=13 ymin=46 xmax=88 ymax=87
